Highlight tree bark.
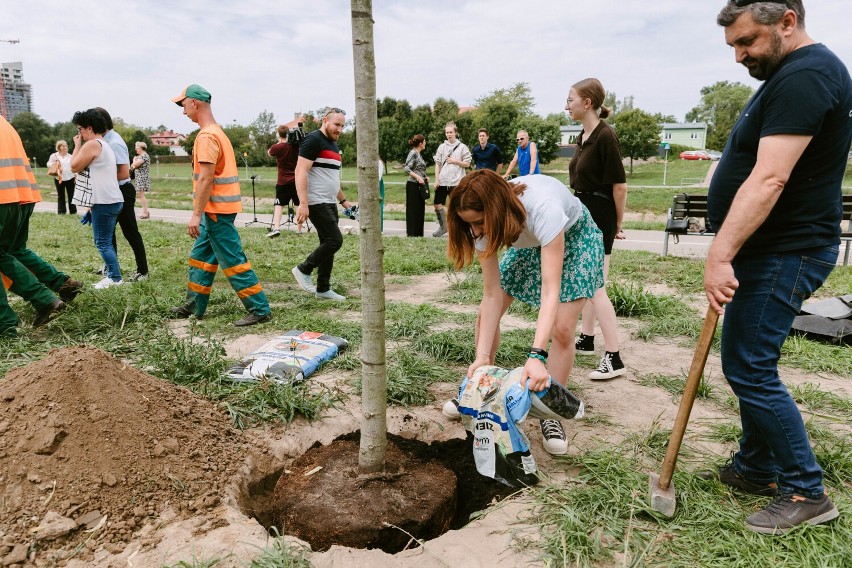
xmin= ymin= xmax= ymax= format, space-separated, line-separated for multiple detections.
xmin=351 ymin=0 xmax=387 ymax=474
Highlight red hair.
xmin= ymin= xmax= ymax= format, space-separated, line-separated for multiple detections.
xmin=447 ymin=170 xmax=527 ymax=270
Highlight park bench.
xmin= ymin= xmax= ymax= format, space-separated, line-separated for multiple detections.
xmin=663 ymin=193 xmax=852 ymax=266
xmin=662 ymin=193 xmax=714 ymax=256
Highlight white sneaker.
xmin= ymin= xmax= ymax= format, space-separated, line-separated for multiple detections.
xmin=540 ymin=419 xmax=568 ymax=455
xmin=129 ymin=272 xmax=148 ymax=282
xmin=291 ymin=266 xmax=316 ymax=293
xmin=315 ymin=290 xmax=346 ymax=301
xmin=266 ymin=229 xmax=281 ymax=239
xmin=442 ymin=398 xmax=460 ymax=419
xmin=93 ymin=277 xmax=124 ymax=289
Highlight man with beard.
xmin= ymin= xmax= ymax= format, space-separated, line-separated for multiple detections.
xmin=291 ymin=108 xmax=354 ymax=300
xmin=705 ymin=0 xmax=851 ymax=534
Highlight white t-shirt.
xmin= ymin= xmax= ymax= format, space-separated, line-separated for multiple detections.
xmin=47 ymin=152 xmax=74 ymax=182
xmin=475 ymin=174 xmax=582 ymax=252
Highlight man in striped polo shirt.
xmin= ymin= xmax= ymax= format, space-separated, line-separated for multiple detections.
xmin=291 ymin=108 xmax=354 ymax=301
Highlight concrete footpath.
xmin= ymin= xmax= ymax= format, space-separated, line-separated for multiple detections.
xmin=31 ymin=201 xmax=715 ymax=259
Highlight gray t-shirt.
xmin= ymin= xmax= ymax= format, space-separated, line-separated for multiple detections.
xmin=475 ymin=174 xmax=581 ymax=251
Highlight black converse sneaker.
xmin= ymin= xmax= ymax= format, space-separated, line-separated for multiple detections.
xmin=539 ymin=419 xmax=568 ymax=455
xmin=588 ymin=351 xmax=626 ymax=380
xmin=746 ymin=493 xmax=839 ymax=534
xmin=575 ymin=333 xmax=595 ymax=354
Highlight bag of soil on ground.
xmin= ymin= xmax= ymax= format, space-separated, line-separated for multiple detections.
xmin=456 ymin=365 xmax=584 ymax=487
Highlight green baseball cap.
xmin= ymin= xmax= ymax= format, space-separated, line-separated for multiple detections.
xmin=172 ymin=84 xmax=212 ymax=106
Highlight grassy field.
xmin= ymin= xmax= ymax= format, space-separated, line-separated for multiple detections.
xmin=33 ymin=157 xmax=852 ymax=230
xmin=4 ymin=206 xmax=851 ymax=566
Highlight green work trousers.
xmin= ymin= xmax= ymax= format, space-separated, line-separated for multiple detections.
xmin=183 ymin=212 xmax=270 ymax=317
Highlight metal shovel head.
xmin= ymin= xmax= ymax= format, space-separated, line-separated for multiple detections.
xmin=649 ymin=472 xmax=676 ymax=518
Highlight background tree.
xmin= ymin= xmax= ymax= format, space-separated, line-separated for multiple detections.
xmin=396 ymin=104 xmax=434 ymax=164
xmin=377 ymin=115 xmax=403 ymax=163
xmin=686 ymin=80 xmax=754 ymax=150
xmin=518 ymin=112 xmax=566 ymax=165
xmin=247 ymin=110 xmax=277 ymax=166
xmin=11 ymin=112 xmax=53 ymax=166
xmin=52 ymin=121 xmax=78 ymax=147
xmin=610 ymin=108 xmax=661 ymax=174
xmin=351 ymin=0 xmax=387 ymax=474
xmin=476 ymin=82 xmax=535 ymax=115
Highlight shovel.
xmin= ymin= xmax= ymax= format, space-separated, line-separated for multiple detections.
xmin=649 ymin=306 xmax=719 ymax=517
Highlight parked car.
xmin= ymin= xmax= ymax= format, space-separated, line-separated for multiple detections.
xmin=679 ymin=150 xmax=712 ymax=161
xmin=707 ymin=150 xmax=722 ymax=161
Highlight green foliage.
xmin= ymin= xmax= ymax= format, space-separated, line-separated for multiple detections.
xmin=611 ymin=108 xmax=662 ymax=174
xmin=686 ymin=81 xmax=754 ymax=150
xmin=247 ymin=110 xmax=278 ymax=167
xmin=11 ymin=111 xmax=54 ymax=165
xmin=248 ymin=534 xmax=313 ymax=567
xmin=137 ymin=328 xmax=228 ymax=386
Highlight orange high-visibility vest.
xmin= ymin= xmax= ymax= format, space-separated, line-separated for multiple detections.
xmin=192 ymin=124 xmax=242 ymax=214
xmin=0 ymin=115 xmax=38 ymax=205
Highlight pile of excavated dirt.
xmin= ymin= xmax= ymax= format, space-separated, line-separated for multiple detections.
xmin=0 ymin=346 xmax=249 ymax=566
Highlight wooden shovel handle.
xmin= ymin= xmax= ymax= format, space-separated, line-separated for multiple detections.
xmin=657 ymin=306 xmax=719 ymax=489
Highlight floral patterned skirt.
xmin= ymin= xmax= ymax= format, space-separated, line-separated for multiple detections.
xmin=499 ymin=206 xmax=604 ymax=307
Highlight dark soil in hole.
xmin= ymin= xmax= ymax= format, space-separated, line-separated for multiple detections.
xmin=247 ymin=431 xmax=514 ymax=553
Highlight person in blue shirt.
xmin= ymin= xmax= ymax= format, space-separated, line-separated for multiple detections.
xmin=503 ymin=130 xmax=539 ymax=178
xmin=470 ymin=128 xmax=503 ymax=174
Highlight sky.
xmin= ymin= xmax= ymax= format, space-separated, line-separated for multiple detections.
xmin=3 ymin=0 xmax=851 ymax=134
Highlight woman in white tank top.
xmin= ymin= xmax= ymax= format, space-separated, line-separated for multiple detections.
xmin=71 ymin=109 xmax=125 ymax=289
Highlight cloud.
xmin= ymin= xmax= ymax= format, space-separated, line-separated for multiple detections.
xmin=3 ymin=0 xmax=849 ymax=134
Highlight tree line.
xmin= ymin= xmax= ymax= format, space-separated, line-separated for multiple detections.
xmin=12 ymin=80 xmax=757 ymax=171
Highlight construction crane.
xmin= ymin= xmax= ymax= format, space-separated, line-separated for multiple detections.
xmin=0 ymin=39 xmax=20 ymax=44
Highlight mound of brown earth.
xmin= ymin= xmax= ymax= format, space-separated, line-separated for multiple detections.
xmin=0 ymin=346 xmax=249 ymax=566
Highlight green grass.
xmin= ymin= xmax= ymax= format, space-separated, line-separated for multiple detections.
xmin=34 ymin=157 xmax=851 ymax=216
xmin=4 ymin=209 xmax=852 ymax=567
xmin=532 ymin=437 xmax=852 ymax=567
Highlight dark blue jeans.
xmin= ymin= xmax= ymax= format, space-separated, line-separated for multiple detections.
xmin=724 ymin=244 xmax=838 ymax=498
xmin=91 ymin=202 xmax=124 ymax=281
xmin=298 ymin=203 xmax=342 ymax=293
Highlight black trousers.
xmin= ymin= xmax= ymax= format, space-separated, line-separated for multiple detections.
xmin=298 ymin=203 xmax=343 ymax=293
xmin=405 ymin=180 xmax=426 ymax=237
xmin=111 ymin=182 xmax=148 ymax=275
xmin=55 ymin=178 xmax=77 ymax=214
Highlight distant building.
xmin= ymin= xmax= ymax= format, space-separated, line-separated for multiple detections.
xmin=659 ymin=122 xmax=707 ymax=150
xmin=559 ymin=121 xmax=709 ymax=154
xmin=150 ymin=129 xmax=188 ymax=156
xmin=0 ymin=62 xmax=33 ymax=120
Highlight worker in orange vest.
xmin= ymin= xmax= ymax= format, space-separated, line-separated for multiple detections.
xmin=0 ymin=116 xmax=82 ymax=335
xmin=169 ymin=85 xmax=272 ymax=326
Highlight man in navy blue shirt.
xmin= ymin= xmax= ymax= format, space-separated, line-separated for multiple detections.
xmin=470 ymin=128 xmax=503 ymax=174
xmin=705 ymin=0 xmax=850 ymax=534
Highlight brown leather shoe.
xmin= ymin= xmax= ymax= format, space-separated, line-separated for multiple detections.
xmin=57 ymin=278 xmax=84 ymax=303
xmin=33 ymin=299 xmax=67 ymax=327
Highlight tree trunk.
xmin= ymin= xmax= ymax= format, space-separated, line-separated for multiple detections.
xmin=351 ymin=0 xmax=387 ymax=474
